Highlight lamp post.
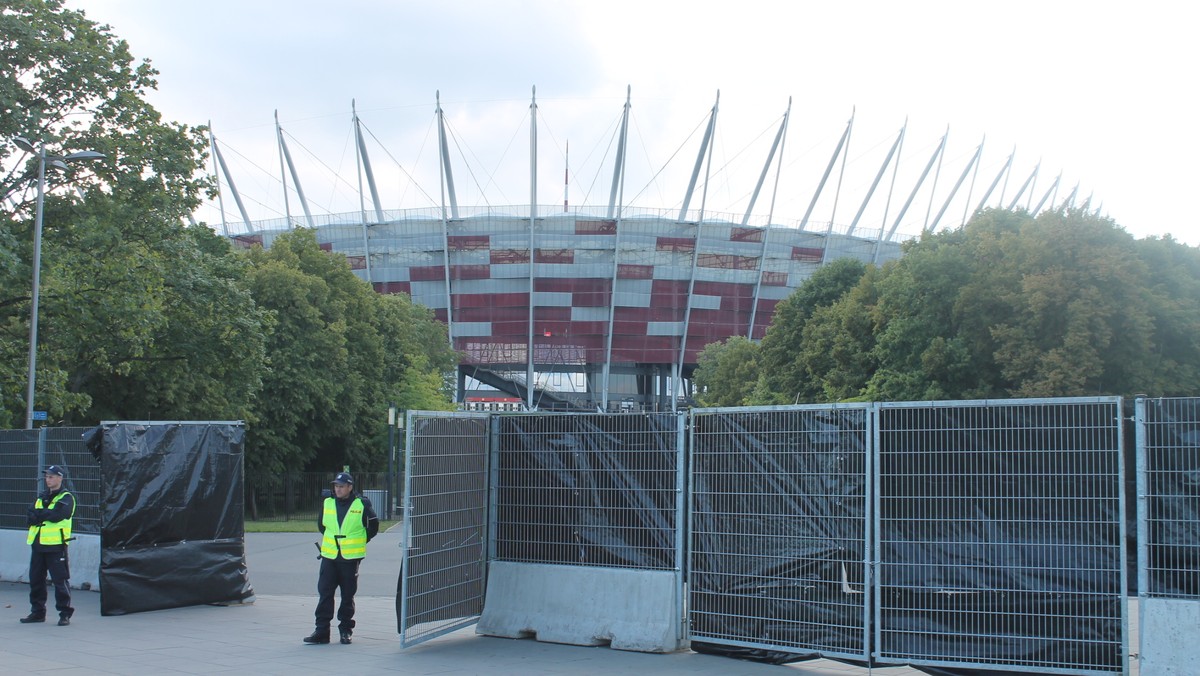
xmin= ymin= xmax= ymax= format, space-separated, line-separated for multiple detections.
xmin=12 ymin=136 xmax=104 ymax=429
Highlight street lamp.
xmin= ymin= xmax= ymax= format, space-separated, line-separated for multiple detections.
xmin=12 ymin=136 xmax=104 ymax=429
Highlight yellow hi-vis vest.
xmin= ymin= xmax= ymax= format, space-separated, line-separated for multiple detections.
xmin=27 ymin=491 xmax=75 ymax=546
xmin=320 ymin=497 xmax=367 ymax=560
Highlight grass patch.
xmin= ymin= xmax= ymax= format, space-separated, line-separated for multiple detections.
xmin=245 ymin=519 xmax=400 ymax=533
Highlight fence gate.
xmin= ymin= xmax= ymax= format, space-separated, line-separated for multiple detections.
xmin=875 ymin=397 xmax=1128 ymax=674
xmin=688 ymin=404 xmax=873 ymax=662
xmin=397 ymin=411 xmax=490 ymax=648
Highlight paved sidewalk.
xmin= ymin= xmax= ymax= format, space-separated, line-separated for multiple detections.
xmin=1 ymin=582 xmax=904 ymax=676
xmin=0 ymin=532 xmax=1135 ymax=675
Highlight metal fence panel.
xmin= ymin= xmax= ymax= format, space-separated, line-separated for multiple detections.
xmin=1136 ymin=396 xmax=1200 ymax=599
xmin=0 ymin=427 xmax=98 ymax=533
xmin=398 ymin=411 xmax=490 ymax=648
xmin=875 ymin=397 xmax=1127 ymax=674
xmin=491 ymin=412 xmax=682 ymax=570
xmin=688 ymin=404 xmax=872 ymax=661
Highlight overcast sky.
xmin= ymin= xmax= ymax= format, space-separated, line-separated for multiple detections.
xmin=68 ymin=0 xmax=1199 ymax=244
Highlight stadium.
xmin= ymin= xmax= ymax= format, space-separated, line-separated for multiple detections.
xmin=214 ymin=92 xmax=1072 ymax=412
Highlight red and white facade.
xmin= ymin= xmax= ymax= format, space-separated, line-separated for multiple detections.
xmin=235 ymin=205 xmax=902 ymax=410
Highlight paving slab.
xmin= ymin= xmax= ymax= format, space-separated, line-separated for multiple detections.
xmin=8 ymin=531 xmax=1142 ymax=675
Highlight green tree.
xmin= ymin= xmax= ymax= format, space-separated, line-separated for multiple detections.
xmin=1 ymin=0 xmax=253 ymax=427
xmin=863 ymin=211 xmax=1023 ymax=400
xmin=753 ymin=257 xmax=868 ymax=404
xmin=694 ymin=335 xmax=760 ymax=407
xmin=242 ymin=229 xmax=455 ymax=479
xmin=1130 ymin=235 xmax=1200 ymax=394
xmin=974 ymin=208 xmax=1163 ymax=397
xmin=752 ymin=208 xmax=1200 ymax=404
xmin=793 ymin=270 xmax=880 ymax=401
xmin=78 ymin=226 xmax=271 ymax=421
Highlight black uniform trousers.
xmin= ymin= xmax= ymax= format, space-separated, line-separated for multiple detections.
xmin=315 ymin=556 xmax=360 ymax=632
xmin=29 ymin=547 xmax=72 ymax=619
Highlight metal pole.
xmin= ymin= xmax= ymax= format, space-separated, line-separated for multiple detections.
xmin=24 ymin=144 xmax=47 ymax=429
xmin=14 ymin=137 xmax=103 ymax=429
xmin=387 ymin=404 xmax=395 ymax=520
xmin=526 ymin=86 xmax=537 ymax=410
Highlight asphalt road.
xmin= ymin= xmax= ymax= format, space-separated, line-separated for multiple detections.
xmin=244 ymin=528 xmax=406 ymax=598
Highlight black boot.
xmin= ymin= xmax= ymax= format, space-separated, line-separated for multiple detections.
xmin=303 ymin=629 xmax=330 ymax=644
xmin=339 ymin=629 xmax=352 ymax=644
xmin=19 ymin=614 xmax=45 ymax=624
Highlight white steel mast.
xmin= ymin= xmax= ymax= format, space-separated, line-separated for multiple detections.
xmin=526 ymin=86 xmax=538 ymax=410
xmin=275 ymin=111 xmax=315 ymax=229
xmin=746 ymin=97 xmax=792 ymax=339
xmin=601 ymin=86 xmax=632 ymax=410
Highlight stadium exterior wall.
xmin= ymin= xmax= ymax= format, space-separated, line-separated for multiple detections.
xmin=233 ymin=205 xmax=905 ymax=406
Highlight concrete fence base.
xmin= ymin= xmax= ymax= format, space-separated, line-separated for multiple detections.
xmin=0 ymin=529 xmax=101 ymax=591
xmin=476 ymin=561 xmax=684 ymax=653
xmin=1140 ymin=597 xmax=1200 ymax=676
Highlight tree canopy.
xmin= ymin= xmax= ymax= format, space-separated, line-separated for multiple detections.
xmin=241 ymin=229 xmax=456 ymax=477
xmin=739 ymin=208 xmax=1200 ymax=405
xmin=1 ymin=0 xmax=227 ymax=427
xmin=1 ymin=1 xmax=457 ymax=483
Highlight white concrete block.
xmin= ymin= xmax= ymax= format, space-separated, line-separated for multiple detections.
xmin=0 ymin=529 xmax=100 ymax=591
xmin=477 ymin=561 xmax=683 ymax=653
xmin=1140 ymin=597 xmax=1200 ymax=676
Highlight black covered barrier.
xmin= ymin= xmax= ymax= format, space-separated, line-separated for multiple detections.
xmin=89 ymin=421 xmax=253 ymax=615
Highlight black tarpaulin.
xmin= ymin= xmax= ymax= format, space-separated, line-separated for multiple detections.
xmin=690 ymin=403 xmax=1125 ymax=674
xmin=94 ymin=421 xmax=253 ymax=615
xmin=690 ymin=408 xmax=868 ymax=663
xmin=1143 ymin=398 xmax=1200 ymax=597
xmin=493 ymin=413 xmax=680 ymax=569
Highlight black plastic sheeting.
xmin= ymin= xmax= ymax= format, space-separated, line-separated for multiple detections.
xmin=88 ymin=422 xmax=253 ymax=616
xmin=689 ymin=408 xmax=869 ymax=665
xmin=493 ymin=413 xmax=680 ymax=570
xmin=1142 ymin=398 xmax=1200 ymax=598
xmin=690 ymin=404 xmax=1126 ymax=675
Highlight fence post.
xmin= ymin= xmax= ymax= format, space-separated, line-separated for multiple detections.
xmin=36 ymin=427 xmax=47 ymax=485
xmin=387 ymin=404 xmax=396 ymax=520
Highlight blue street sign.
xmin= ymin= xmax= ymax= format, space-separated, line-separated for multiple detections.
xmin=32 ymin=411 xmax=48 ymax=420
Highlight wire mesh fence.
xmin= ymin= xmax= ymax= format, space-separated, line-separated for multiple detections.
xmin=399 ymin=412 xmax=490 ymax=648
xmin=875 ymin=398 xmax=1127 ymax=674
xmin=1136 ymin=396 xmax=1200 ymax=600
xmin=688 ymin=405 xmax=871 ymax=661
xmin=491 ymin=412 xmax=683 ymax=570
xmin=0 ymin=427 xmax=99 ymax=533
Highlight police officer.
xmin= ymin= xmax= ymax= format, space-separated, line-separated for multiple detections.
xmin=21 ymin=465 xmax=76 ymax=626
xmin=304 ymin=472 xmax=378 ymax=645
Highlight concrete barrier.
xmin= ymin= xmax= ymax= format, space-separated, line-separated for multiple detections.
xmin=0 ymin=529 xmax=100 ymax=591
xmin=476 ymin=561 xmax=684 ymax=653
xmin=1140 ymin=597 xmax=1200 ymax=676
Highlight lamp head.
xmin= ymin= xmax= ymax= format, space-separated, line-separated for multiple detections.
xmin=64 ymin=150 xmax=105 ymax=161
xmin=12 ymin=136 xmax=36 ymax=153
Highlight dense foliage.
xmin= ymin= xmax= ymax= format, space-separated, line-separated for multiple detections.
xmin=697 ymin=208 xmax=1200 ymax=405
xmin=1 ymin=1 xmax=456 ymax=478
xmin=241 ymin=229 xmax=455 ymax=476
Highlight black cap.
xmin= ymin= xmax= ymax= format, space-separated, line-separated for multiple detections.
xmin=332 ymin=472 xmax=354 ymax=485
xmin=45 ymin=465 xmax=66 ymax=477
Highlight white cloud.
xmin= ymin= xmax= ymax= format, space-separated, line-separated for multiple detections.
xmin=69 ymin=0 xmax=1200 ymax=243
